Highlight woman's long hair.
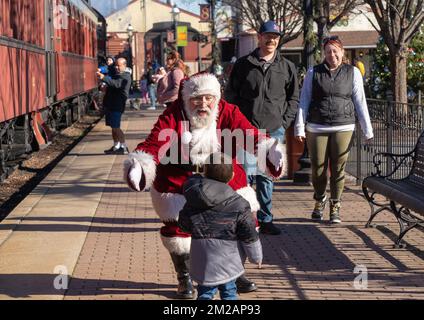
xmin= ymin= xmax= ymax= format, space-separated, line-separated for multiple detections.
xmin=167 ymin=50 xmax=190 ymax=76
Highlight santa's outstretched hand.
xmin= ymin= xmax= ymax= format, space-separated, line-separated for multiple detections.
xmin=266 ymin=139 xmax=285 ymax=178
xmin=123 ymin=158 xmax=145 ymax=192
xmin=268 ymin=139 xmax=284 ymax=171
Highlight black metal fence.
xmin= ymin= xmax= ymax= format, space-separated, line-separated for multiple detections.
xmin=346 ymin=99 xmax=424 ymax=184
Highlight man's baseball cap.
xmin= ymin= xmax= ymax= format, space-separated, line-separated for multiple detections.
xmin=259 ymin=20 xmax=281 ymax=35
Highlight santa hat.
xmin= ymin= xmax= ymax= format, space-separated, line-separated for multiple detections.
xmin=181 ymin=72 xmax=221 ymax=105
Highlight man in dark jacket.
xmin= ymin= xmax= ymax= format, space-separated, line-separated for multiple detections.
xmin=97 ymin=57 xmax=132 ymax=154
xmin=225 ymin=20 xmax=299 ymax=236
xmin=179 ymin=153 xmax=263 ymax=300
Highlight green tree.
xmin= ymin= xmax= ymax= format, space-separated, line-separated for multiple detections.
xmin=364 ymin=0 xmax=424 ymax=104
xmin=369 ymin=37 xmax=391 ymax=99
xmin=370 ymin=25 xmax=424 ymax=102
xmin=408 ymin=26 xmax=424 ymax=98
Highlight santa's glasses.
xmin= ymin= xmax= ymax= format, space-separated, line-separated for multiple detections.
xmin=190 ymin=95 xmax=215 ymax=106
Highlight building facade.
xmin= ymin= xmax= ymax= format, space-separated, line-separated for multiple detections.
xmin=104 ymin=0 xmax=212 ymax=83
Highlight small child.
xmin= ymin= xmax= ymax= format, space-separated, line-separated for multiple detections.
xmin=178 ymin=152 xmax=263 ymax=300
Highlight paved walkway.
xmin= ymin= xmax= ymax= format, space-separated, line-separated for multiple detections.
xmin=0 ymin=107 xmax=423 ymax=300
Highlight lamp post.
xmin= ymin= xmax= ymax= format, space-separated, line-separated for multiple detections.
xmin=293 ymin=0 xmax=314 ymax=185
xmin=171 ymin=3 xmax=180 ymax=48
xmin=126 ymin=23 xmax=134 ymax=82
xmin=194 ymin=33 xmax=207 ymax=72
xmin=209 ymin=0 xmax=220 ymax=75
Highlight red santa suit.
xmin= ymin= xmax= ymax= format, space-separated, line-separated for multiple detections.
xmin=123 ymin=73 xmax=284 ymax=298
xmin=124 ymin=73 xmax=284 ymax=256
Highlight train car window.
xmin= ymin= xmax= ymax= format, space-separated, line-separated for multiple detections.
xmin=10 ymin=0 xmax=19 ymax=40
xmin=92 ymin=20 xmax=95 ymax=57
xmin=38 ymin=0 xmax=45 ymax=47
xmin=90 ymin=21 xmax=93 ymax=58
xmin=62 ymin=3 xmax=67 ymax=51
xmin=0 ymin=0 xmax=5 ymax=36
xmin=80 ymin=12 xmax=84 ymax=56
xmin=78 ymin=11 xmax=82 ymax=56
xmin=1 ymin=0 xmax=10 ymax=37
xmin=23 ymin=0 xmax=27 ymax=43
xmin=71 ymin=5 xmax=76 ymax=53
xmin=26 ymin=0 xmax=33 ymax=44
xmin=85 ymin=16 xmax=88 ymax=57
xmin=62 ymin=2 xmax=68 ymax=51
xmin=86 ymin=18 xmax=89 ymax=58
xmin=66 ymin=3 xmax=72 ymax=52
xmin=78 ymin=11 xmax=82 ymax=55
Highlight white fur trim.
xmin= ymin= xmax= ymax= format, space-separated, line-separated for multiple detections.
xmin=127 ymin=151 xmax=157 ymax=190
xmin=236 ymin=186 xmax=260 ymax=212
xmin=161 ymin=235 xmax=191 ymax=255
xmin=150 ymin=187 xmax=186 ymax=222
xmin=182 ymin=73 xmax=221 ymax=105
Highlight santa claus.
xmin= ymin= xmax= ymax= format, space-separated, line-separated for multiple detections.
xmin=123 ymin=72 xmax=285 ymax=299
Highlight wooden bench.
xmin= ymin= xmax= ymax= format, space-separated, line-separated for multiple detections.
xmin=362 ymin=129 xmax=424 ymax=248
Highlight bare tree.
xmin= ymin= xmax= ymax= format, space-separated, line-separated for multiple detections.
xmin=221 ymin=0 xmax=303 ymax=46
xmin=313 ymin=0 xmax=362 ymax=60
xmin=222 ymin=0 xmax=362 ymax=60
xmin=363 ymin=0 xmax=424 ymax=103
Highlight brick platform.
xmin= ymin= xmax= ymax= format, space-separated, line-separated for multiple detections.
xmin=1 ymin=107 xmax=423 ymax=300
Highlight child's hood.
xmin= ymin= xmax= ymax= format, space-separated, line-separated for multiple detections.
xmin=182 ymin=175 xmax=237 ymax=210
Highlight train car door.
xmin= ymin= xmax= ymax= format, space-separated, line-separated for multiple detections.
xmin=45 ymin=0 xmax=57 ymax=104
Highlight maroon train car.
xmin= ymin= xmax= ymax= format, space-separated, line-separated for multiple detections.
xmin=0 ymin=0 xmax=103 ymax=181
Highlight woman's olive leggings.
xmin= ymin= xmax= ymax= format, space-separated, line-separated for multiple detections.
xmin=306 ymin=131 xmax=354 ymax=201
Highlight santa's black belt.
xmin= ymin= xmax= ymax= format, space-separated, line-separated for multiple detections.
xmin=169 ymin=163 xmax=205 ymax=173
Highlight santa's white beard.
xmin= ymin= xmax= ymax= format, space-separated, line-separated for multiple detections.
xmin=187 ymin=106 xmax=215 ymax=129
xmin=182 ymin=101 xmax=221 ymax=165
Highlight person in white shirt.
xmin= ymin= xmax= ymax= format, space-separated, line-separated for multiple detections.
xmin=294 ymin=35 xmax=373 ymax=224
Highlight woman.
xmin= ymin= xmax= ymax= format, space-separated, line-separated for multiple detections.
xmin=157 ymin=50 xmax=189 ymax=108
xmin=294 ymin=35 xmax=374 ymax=224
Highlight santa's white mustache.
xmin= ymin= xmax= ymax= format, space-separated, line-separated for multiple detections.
xmin=195 ymin=108 xmax=211 ymax=115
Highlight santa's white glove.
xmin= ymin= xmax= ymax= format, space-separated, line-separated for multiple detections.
xmin=123 ymin=158 xmax=144 ymax=191
xmin=267 ymin=139 xmax=284 ymax=171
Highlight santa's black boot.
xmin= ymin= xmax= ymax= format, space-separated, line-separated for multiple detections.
xmin=236 ymin=275 xmax=257 ymax=293
xmin=170 ymin=253 xmax=194 ymax=299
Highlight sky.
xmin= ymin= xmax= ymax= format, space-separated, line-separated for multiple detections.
xmin=91 ymin=0 xmax=207 ymax=17
xmin=178 ymin=0 xmax=209 ymax=14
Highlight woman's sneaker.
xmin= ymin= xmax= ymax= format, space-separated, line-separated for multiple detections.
xmin=329 ymin=200 xmax=342 ymax=224
xmin=311 ymin=196 xmax=327 ymax=220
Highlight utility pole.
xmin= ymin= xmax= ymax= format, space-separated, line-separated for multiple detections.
xmin=209 ymin=0 xmax=221 ymax=74
xmin=293 ymin=0 xmax=314 ymax=185
xmin=303 ymin=0 xmax=315 ymax=70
